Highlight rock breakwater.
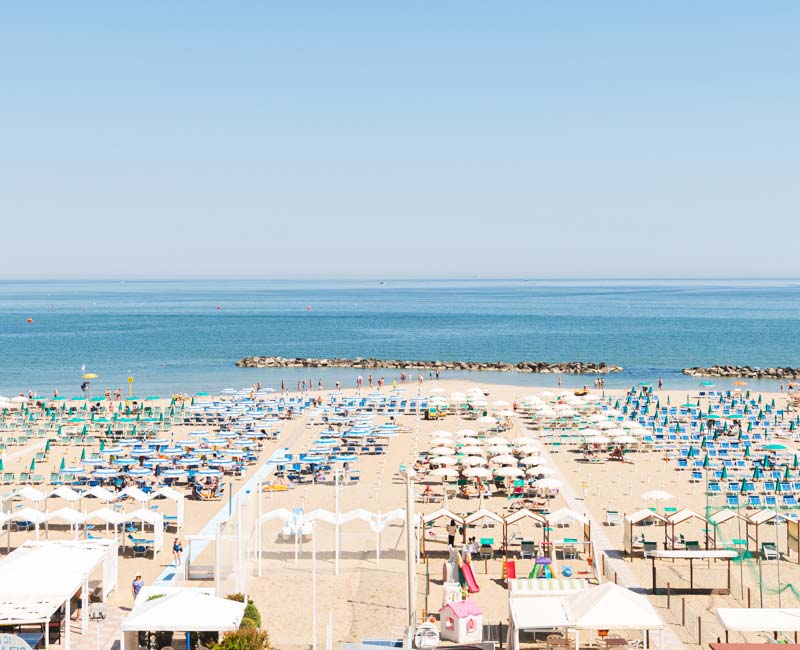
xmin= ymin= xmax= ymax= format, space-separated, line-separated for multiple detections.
xmin=236 ymin=356 xmax=622 ymax=374
xmin=683 ymin=365 xmax=800 ymax=379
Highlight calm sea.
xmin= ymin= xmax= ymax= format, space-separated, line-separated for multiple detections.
xmin=0 ymin=279 xmax=798 ymax=397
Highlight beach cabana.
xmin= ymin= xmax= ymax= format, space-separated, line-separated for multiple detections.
xmin=123 ymin=508 xmax=164 ymax=556
xmin=121 ymin=587 xmax=245 ymax=650
xmin=421 ymin=508 xmax=464 ymax=556
xmin=623 ymin=510 xmax=669 ymax=558
xmin=745 ymin=510 xmax=787 ymax=558
xmin=665 ymin=508 xmax=707 ymax=550
xmin=464 ymin=508 xmax=505 ymax=551
xmin=151 ymin=485 xmax=185 ymax=529
xmin=504 ymin=509 xmax=547 ymax=554
xmin=708 ymin=508 xmax=748 ymax=551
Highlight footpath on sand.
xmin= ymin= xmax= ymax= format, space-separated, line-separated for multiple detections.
xmin=154 ymin=421 xmax=310 ymax=584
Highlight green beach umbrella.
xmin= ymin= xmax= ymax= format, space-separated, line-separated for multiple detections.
xmin=0 ymin=458 xmax=3 ymax=471
xmin=784 ymin=466 xmax=792 ymax=481
xmin=702 ymin=455 xmax=710 ymax=469
xmin=763 ymin=443 xmax=786 ymax=451
xmin=700 ymin=381 xmax=714 ymax=387
xmin=758 ymin=395 xmax=762 ymax=404
xmin=793 ymin=454 xmax=798 ymax=470
xmin=45 ymin=439 xmax=51 ymax=452
xmin=59 ymin=457 xmax=65 ymax=470
xmin=80 ymin=448 xmax=86 ymax=461
xmin=687 ymin=446 xmax=698 ymax=458
xmin=744 ymin=445 xmax=751 ymax=458
xmin=764 ymin=456 xmax=772 ymax=469
xmin=29 ymin=458 xmax=35 ymax=471
xmin=100 ymin=440 xmax=105 ymax=451
xmin=752 ymin=467 xmax=763 ymax=480
xmin=721 ymin=466 xmax=728 ymax=480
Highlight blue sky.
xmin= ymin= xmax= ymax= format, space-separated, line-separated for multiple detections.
xmin=1 ymin=3 xmax=798 ymax=279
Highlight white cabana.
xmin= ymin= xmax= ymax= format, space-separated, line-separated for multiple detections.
xmin=83 ymin=485 xmax=118 ymax=504
xmin=124 ymin=508 xmax=164 ymax=554
xmin=623 ymin=509 xmax=669 ymax=556
xmin=51 ymin=486 xmax=84 ymax=507
xmin=152 ymin=485 xmax=185 ymax=528
xmin=121 ymin=588 xmax=245 ymax=650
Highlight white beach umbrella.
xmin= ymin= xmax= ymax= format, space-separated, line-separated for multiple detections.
xmin=486 ymin=436 xmax=508 ymax=446
xmin=460 ymin=456 xmax=487 ymax=466
xmin=494 ymin=466 xmax=523 ymax=478
xmin=476 ymin=416 xmax=496 ymax=424
xmin=641 ymin=490 xmax=674 ymax=502
xmin=488 ymin=445 xmax=511 ymax=455
xmin=456 ymin=429 xmax=478 ymax=437
xmin=429 ymin=446 xmax=455 ymax=456
xmin=533 ymin=466 xmax=557 ymax=476
xmin=458 ymin=437 xmax=481 ymax=446
xmin=586 ymin=435 xmax=611 ymax=444
xmin=519 ymin=456 xmax=545 ymax=466
xmin=533 ymin=478 xmax=563 ymax=489
xmin=430 ymin=456 xmax=457 ymax=466
xmin=430 ymin=387 xmax=447 ymax=394
xmin=463 ymin=467 xmax=492 ymax=479
xmin=430 ymin=430 xmax=453 ymax=438
xmin=597 ymin=421 xmax=616 ymax=430
xmin=616 ymin=436 xmax=638 ymax=444
xmin=460 ymin=445 xmax=484 ymax=456
xmin=492 ymin=400 xmax=510 ymax=408
xmin=430 ymin=467 xmax=459 ymax=478
xmin=490 ymin=454 xmax=518 ymax=465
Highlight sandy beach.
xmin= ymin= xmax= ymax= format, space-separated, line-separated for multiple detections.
xmin=2 ymin=378 xmax=798 ymax=650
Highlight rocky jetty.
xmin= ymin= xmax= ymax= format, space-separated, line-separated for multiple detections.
xmin=683 ymin=365 xmax=800 ymax=379
xmin=235 ymin=356 xmax=622 ymax=374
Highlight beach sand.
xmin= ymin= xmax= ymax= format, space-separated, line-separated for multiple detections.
xmin=3 ymin=379 xmax=798 ymax=650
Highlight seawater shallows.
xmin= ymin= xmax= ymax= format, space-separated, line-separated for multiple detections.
xmin=0 ymin=278 xmax=798 ymax=395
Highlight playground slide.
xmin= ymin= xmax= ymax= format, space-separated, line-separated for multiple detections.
xmin=461 ymin=562 xmax=480 ymax=593
xmin=506 ymin=560 xmax=516 ymax=581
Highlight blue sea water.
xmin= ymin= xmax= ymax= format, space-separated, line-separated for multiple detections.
xmin=0 ymin=279 xmax=798 ymax=397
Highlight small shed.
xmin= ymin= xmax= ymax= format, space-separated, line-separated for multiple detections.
xmin=440 ymin=600 xmax=483 ymax=643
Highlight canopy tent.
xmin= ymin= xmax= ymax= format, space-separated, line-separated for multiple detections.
xmin=152 ymin=485 xmax=186 ymax=528
xmin=0 ymin=539 xmax=118 ymax=649
xmin=508 ymin=583 xmax=664 ymax=650
xmin=124 ymin=509 xmax=164 ymax=554
xmin=121 ymin=588 xmax=244 ymax=650
xmin=716 ymin=608 xmax=800 ymax=633
xmin=665 ymin=508 xmax=707 ymax=549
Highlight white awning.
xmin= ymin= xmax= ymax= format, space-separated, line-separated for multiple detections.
xmin=650 ymin=550 xmax=737 ymax=560
xmin=716 ymin=608 xmax=800 ymax=632
xmin=123 ymin=589 xmax=245 ymax=632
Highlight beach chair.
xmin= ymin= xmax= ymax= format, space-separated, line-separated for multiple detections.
xmin=478 ymin=538 xmax=494 ymax=561
xmin=520 ymin=540 xmax=536 ymax=559
xmin=762 ymin=542 xmax=778 ymax=560
xmin=748 ymin=495 xmax=763 ymax=509
xmin=642 ymin=541 xmax=657 ymax=558
xmin=784 ymin=495 xmax=799 ymax=508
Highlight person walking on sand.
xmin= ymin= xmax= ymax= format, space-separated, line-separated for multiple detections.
xmin=446 ymin=519 xmax=457 ymax=547
xmin=132 ymin=574 xmax=144 ymax=600
xmin=173 ymin=537 xmax=183 ymax=566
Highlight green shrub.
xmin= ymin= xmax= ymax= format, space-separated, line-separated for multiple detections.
xmin=243 ymin=602 xmax=261 ymax=628
xmin=146 ymin=593 xmax=166 ymax=602
xmin=239 ymin=618 xmax=257 ymax=629
xmin=225 ymin=593 xmax=245 ymax=603
xmin=212 ymin=628 xmax=271 ymax=650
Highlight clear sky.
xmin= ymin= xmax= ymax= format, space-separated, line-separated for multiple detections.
xmin=1 ymin=3 xmax=798 ymax=279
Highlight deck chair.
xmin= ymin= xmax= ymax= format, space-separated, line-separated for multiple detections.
xmin=642 ymin=541 xmax=658 ymax=558
xmin=520 ymin=540 xmax=536 ymax=559
xmin=762 ymin=542 xmax=778 ymax=560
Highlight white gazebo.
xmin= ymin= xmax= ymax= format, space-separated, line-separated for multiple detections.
xmin=0 ymin=539 xmax=118 ymax=650
xmin=121 ymin=587 xmax=245 ymax=650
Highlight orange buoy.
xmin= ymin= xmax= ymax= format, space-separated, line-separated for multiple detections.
xmin=26 ymin=318 xmax=33 ymax=323
xmin=306 ymin=305 xmax=312 ymax=311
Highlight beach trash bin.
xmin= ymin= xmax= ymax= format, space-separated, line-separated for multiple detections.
xmin=440 ymin=600 xmax=483 ymax=643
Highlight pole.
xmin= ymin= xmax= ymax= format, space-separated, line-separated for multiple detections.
xmin=405 ymin=468 xmax=417 ymax=636
xmin=312 ymin=524 xmax=318 ymax=650
xmin=335 ymin=468 xmax=340 ymax=576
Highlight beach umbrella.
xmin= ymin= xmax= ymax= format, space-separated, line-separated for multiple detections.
xmin=0 ymin=458 xmax=3 ymax=471
xmin=793 ymin=454 xmax=798 ymax=471
xmin=763 ymin=443 xmax=786 ymax=451
xmin=641 ymin=490 xmax=674 ymax=502
xmin=491 ymin=454 xmax=517 ymax=465
xmin=752 ymin=467 xmax=763 ymax=480
xmin=721 ymin=466 xmax=728 ymax=480
xmin=463 ymin=467 xmax=492 ymax=479
xmin=533 ymin=478 xmax=563 ymax=489
xmin=430 ymin=467 xmax=459 ymax=479
xmin=494 ymin=466 xmax=523 ymax=478
xmin=161 ymin=469 xmax=187 ymax=479
xmin=93 ymin=468 xmax=118 ymax=478
xmin=460 ymin=445 xmax=484 ymax=456
xmin=702 ymin=455 xmax=710 ymax=469
xmin=700 ymin=381 xmax=714 ymax=388
xmin=519 ymin=456 xmax=545 ymax=466
xmin=127 ymin=467 xmax=152 ymax=477
xmin=784 ymin=466 xmax=792 ymax=481
xmin=460 ymin=456 xmax=487 ymax=466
